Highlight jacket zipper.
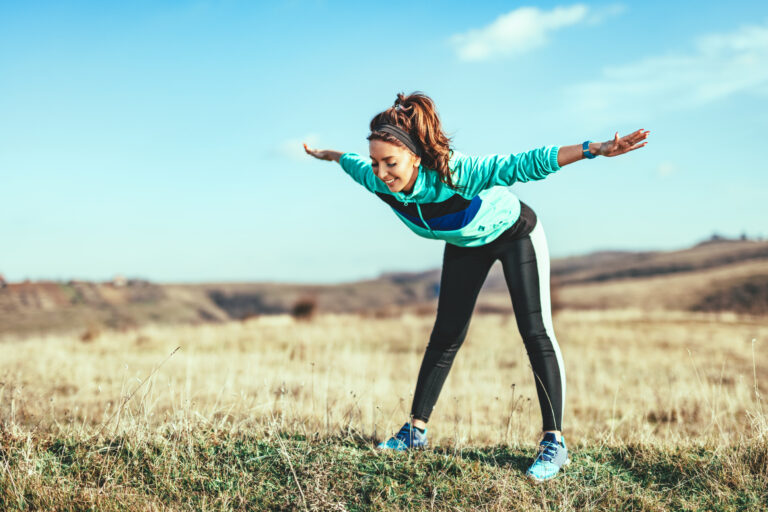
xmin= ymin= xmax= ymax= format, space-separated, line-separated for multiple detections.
xmin=415 ymin=203 xmax=435 ymax=238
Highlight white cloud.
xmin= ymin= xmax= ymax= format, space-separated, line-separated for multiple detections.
xmin=657 ymin=161 xmax=678 ymax=177
xmin=567 ymin=22 xmax=768 ymax=123
xmin=450 ymin=5 xmax=590 ymax=61
xmin=274 ymin=134 xmax=320 ymax=162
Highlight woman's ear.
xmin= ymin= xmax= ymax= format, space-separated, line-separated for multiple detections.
xmin=412 ymin=154 xmax=421 ymax=169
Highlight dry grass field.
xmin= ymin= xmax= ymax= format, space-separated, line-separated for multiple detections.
xmin=1 ymin=309 xmax=767 ymax=509
xmin=2 ymin=309 xmax=766 ymax=445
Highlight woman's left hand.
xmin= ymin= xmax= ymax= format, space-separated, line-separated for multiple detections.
xmin=598 ymin=129 xmax=650 ymax=157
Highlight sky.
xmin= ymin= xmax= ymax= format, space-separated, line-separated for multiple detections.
xmin=1 ymin=0 xmax=767 ymax=284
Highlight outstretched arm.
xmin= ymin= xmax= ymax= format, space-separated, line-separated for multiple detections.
xmin=450 ymin=128 xmax=650 ymax=197
xmin=303 ymin=143 xmax=342 ymax=163
xmin=304 ymin=142 xmax=388 ymax=194
xmin=557 ymin=129 xmax=649 ymax=167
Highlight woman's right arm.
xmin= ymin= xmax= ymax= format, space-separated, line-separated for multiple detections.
xmin=303 ymin=143 xmax=342 ymax=163
xmin=303 ymin=143 xmax=387 ymax=194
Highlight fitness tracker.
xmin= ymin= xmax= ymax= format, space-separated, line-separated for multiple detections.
xmin=582 ymin=141 xmax=597 ymax=159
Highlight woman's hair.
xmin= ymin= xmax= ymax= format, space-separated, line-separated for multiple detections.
xmin=368 ymin=91 xmax=462 ymax=191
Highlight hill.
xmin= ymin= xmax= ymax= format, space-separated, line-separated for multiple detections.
xmin=1 ymin=238 xmax=767 ymax=338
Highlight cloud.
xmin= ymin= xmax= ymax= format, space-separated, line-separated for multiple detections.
xmin=273 ymin=134 xmax=320 ymax=162
xmin=567 ymin=22 xmax=768 ymax=123
xmin=657 ymin=161 xmax=678 ymax=177
xmin=450 ymin=4 xmax=592 ymax=61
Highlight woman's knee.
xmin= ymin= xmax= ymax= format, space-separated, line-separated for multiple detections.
xmin=515 ymin=312 xmax=549 ymax=341
xmin=427 ymin=321 xmax=469 ymax=351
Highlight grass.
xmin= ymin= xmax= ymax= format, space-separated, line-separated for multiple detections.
xmin=1 ymin=309 xmax=767 ymax=510
xmin=2 ymin=428 xmax=766 ymax=510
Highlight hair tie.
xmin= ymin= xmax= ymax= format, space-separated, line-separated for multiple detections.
xmin=372 ymin=123 xmax=422 ymax=157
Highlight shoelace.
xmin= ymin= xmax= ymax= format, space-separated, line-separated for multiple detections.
xmin=538 ymin=441 xmax=560 ymax=462
xmin=395 ymin=425 xmax=417 ymax=443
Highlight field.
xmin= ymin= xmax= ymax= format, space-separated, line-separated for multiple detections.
xmin=1 ymin=309 xmax=767 ymax=510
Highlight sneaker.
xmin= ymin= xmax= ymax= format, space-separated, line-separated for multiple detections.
xmin=376 ymin=422 xmax=428 ymax=451
xmin=525 ymin=432 xmax=570 ymax=482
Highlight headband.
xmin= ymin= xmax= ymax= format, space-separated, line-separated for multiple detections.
xmin=372 ymin=123 xmax=423 ymax=157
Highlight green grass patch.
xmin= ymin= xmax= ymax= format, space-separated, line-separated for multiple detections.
xmin=1 ymin=430 xmax=766 ymax=511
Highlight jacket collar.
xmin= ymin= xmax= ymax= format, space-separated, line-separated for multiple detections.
xmin=393 ymin=164 xmax=425 ymax=201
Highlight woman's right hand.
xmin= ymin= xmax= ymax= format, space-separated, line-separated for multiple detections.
xmin=303 ymin=143 xmax=342 ymax=163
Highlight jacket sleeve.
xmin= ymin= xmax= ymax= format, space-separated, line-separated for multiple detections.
xmin=338 ymin=152 xmax=388 ymax=194
xmin=450 ymin=146 xmax=561 ymax=197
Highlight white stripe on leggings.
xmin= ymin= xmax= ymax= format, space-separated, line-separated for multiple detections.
xmin=529 ymin=220 xmax=566 ymax=430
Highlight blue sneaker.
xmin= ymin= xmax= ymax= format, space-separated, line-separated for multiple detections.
xmin=376 ymin=422 xmax=428 ymax=451
xmin=526 ymin=432 xmax=570 ymax=482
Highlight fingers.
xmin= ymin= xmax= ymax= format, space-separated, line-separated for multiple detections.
xmin=602 ymin=128 xmax=649 ymax=156
xmin=614 ymin=130 xmax=649 ymax=153
xmin=622 ymin=129 xmax=650 ymax=144
xmin=621 ymin=133 xmax=648 ymax=153
xmin=303 ymin=142 xmax=322 ymax=159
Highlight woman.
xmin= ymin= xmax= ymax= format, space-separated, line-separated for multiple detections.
xmin=304 ymin=92 xmax=648 ymax=482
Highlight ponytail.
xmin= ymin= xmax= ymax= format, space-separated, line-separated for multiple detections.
xmin=367 ymin=91 xmax=462 ymax=192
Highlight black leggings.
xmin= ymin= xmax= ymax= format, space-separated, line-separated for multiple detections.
xmin=410 ymin=221 xmax=566 ymax=432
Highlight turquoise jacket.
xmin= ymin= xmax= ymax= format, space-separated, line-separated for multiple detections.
xmin=339 ymin=146 xmax=561 ymax=247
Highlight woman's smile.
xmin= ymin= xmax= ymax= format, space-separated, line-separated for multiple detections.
xmin=369 ymin=139 xmax=420 ymax=193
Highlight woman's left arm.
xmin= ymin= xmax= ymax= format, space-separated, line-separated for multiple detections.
xmin=558 ymin=129 xmax=650 ymax=167
xmin=450 ymin=128 xmax=650 ymax=196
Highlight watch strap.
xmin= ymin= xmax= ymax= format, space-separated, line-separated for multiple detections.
xmin=582 ymin=140 xmax=597 ymax=159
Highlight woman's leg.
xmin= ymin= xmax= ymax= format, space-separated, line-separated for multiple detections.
xmin=497 ymin=221 xmax=566 ymax=433
xmin=410 ymin=242 xmax=496 ymax=423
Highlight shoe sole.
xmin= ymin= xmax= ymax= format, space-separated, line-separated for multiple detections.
xmin=526 ymin=457 xmax=571 ymax=484
xmin=375 ymin=445 xmax=428 ymax=452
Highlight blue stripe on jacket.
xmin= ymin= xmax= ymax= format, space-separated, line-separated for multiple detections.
xmin=394 ymin=195 xmax=482 ymax=231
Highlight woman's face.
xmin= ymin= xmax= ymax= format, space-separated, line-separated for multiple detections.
xmin=369 ymin=139 xmax=421 ymax=194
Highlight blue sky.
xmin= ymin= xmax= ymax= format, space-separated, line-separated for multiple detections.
xmin=1 ymin=0 xmax=767 ymax=283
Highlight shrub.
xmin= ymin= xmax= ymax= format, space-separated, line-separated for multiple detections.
xmin=291 ymin=296 xmax=317 ymax=321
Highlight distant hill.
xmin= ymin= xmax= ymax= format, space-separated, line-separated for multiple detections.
xmin=482 ymin=239 xmax=768 ymax=313
xmin=0 ymin=275 xmax=443 ymax=338
xmin=549 ymin=239 xmax=768 ymax=284
xmin=1 ymin=238 xmax=766 ymax=338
